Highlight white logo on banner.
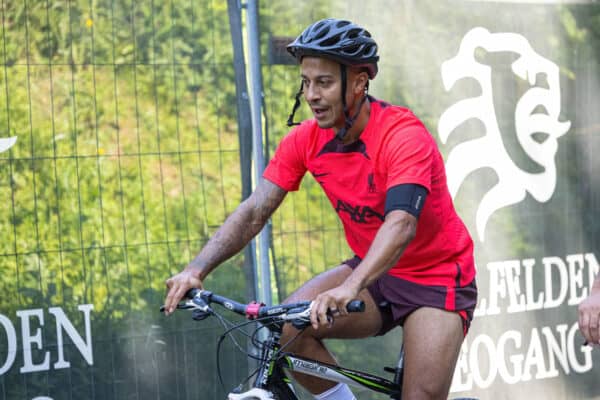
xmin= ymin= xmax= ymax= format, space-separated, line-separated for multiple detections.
xmin=439 ymin=27 xmax=571 ymax=241
xmin=0 ymin=135 xmax=17 ymax=153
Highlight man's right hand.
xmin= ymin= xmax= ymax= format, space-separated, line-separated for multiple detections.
xmin=164 ymin=268 xmax=203 ymax=315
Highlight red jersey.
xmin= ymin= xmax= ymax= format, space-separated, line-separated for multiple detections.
xmin=263 ymin=99 xmax=475 ymax=287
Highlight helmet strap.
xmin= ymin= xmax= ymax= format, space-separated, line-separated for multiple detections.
xmin=286 ymin=80 xmax=304 ymax=127
xmin=336 ymin=64 xmax=368 ymax=141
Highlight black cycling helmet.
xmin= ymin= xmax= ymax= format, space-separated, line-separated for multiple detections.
xmin=286 ymin=19 xmax=379 ymax=140
xmin=286 ymin=18 xmax=379 ymax=79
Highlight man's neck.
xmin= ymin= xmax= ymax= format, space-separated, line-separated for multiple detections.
xmin=339 ymin=96 xmax=371 ymax=144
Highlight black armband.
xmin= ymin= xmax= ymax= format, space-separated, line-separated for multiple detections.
xmin=384 ymin=184 xmax=428 ymax=218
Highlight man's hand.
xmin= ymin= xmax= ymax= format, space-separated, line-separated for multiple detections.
xmin=164 ymin=268 xmax=203 ymax=315
xmin=310 ymin=283 xmax=360 ymax=330
xmin=579 ymin=287 xmax=600 ymax=345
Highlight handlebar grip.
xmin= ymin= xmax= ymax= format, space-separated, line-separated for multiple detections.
xmin=346 ymin=300 xmax=365 ymax=313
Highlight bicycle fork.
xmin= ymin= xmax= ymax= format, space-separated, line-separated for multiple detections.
xmin=228 ymin=330 xmax=297 ymax=400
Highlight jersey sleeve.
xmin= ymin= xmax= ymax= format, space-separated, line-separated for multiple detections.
xmin=263 ymin=127 xmax=307 ymax=191
xmin=383 ymin=115 xmax=435 ymax=193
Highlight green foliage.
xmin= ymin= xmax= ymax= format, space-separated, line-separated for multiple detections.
xmin=0 ymin=1 xmax=244 ymax=398
xmin=1 ymin=1 xmax=599 ymax=399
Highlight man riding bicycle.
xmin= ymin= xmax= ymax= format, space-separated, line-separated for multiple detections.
xmin=164 ymin=18 xmax=477 ymax=400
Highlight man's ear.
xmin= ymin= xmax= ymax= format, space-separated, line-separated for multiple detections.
xmin=353 ymin=71 xmax=369 ymax=95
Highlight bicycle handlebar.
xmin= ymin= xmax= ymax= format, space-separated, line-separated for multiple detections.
xmin=160 ymin=288 xmax=365 ymax=326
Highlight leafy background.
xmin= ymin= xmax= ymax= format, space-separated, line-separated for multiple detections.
xmin=0 ymin=1 xmax=598 ymax=399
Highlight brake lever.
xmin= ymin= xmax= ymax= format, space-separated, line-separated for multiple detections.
xmin=284 ymin=304 xmax=313 ymax=330
xmin=159 ymin=300 xmax=208 ymax=313
xmin=284 ymin=304 xmax=311 ymax=320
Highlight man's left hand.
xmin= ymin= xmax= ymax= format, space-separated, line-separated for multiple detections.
xmin=310 ymin=284 xmax=360 ymax=330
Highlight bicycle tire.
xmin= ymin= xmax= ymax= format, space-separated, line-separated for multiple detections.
xmin=226 ymin=387 xmax=285 ymax=400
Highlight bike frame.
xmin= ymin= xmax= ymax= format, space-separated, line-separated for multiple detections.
xmin=168 ymin=289 xmax=475 ymax=400
xmin=279 ymin=353 xmax=402 ymax=396
xmin=231 ymin=319 xmax=403 ymax=400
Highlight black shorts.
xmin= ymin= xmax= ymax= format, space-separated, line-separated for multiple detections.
xmin=344 ymin=256 xmax=477 ymax=336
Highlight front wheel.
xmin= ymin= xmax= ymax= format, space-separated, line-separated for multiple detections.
xmin=227 ymin=388 xmax=276 ymax=399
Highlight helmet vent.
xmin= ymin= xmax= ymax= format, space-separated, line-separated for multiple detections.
xmin=321 ymin=35 xmax=342 ymax=47
xmin=344 ymin=44 xmax=360 ymax=55
xmin=347 ymin=28 xmax=361 ymax=39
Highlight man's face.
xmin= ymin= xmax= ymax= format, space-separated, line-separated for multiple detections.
xmin=300 ymin=56 xmax=345 ymax=130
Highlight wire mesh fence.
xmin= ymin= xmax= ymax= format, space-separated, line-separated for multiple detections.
xmin=0 ymin=1 xmax=248 ymax=399
xmin=1 ymin=1 xmax=599 ymax=400
xmin=0 ymin=1 xmax=364 ymax=399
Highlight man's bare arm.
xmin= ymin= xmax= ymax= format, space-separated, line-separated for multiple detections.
xmin=163 ymin=178 xmax=287 ymax=313
xmin=346 ymin=209 xmax=417 ymax=290
xmin=188 ymin=178 xmax=287 ymax=280
xmin=310 ymin=209 xmax=417 ymax=327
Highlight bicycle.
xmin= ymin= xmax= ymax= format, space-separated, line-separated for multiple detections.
xmin=161 ymin=288 xmax=477 ymax=400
